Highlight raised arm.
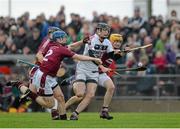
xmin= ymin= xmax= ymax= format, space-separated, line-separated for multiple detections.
xmin=68 ymin=40 xmax=84 ymax=51
xmin=68 ymin=36 xmax=90 ymax=51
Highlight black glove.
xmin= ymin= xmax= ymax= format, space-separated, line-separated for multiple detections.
xmin=83 ymin=35 xmax=90 ymax=44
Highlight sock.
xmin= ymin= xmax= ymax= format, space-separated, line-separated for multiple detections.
xmin=51 ymin=109 xmax=59 ymax=119
xmin=74 ymin=110 xmax=79 ymax=116
xmin=102 ymin=106 xmax=108 ymax=112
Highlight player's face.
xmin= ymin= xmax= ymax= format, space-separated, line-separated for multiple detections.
xmin=57 ymin=37 xmax=67 ymax=45
xmin=48 ymin=33 xmax=53 ymax=39
xmin=113 ymin=41 xmax=122 ymax=49
xmin=98 ymin=29 xmax=110 ymax=39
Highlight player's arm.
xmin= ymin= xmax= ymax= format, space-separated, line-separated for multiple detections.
xmin=36 ymin=51 xmax=44 ymax=63
xmin=68 ymin=36 xmax=90 ymax=50
xmin=99 ymin=64 xmax=111 ymax=73
xmin=68 ymin=40 xmax=83 ymax=50
xmin=72 ymin=54 xmax=102 ymax=65
xmin=107 ymin=46 xmax=131 ymax=61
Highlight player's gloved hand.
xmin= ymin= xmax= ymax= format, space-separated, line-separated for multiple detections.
xmin=82 ymin=35 xmax=90 ymax=44
xmin=123 ymin=46 xmax=131 ymax=53
xmin=115 ymin=46 xmax=131 ymax=56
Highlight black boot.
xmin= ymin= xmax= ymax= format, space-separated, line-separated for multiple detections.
xmin=100 ymin=108 xmax=113 ymax=120
xmin=70 ymin=112 xmax=78 ymax=120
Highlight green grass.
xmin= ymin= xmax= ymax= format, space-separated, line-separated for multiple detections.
xmin=0 ymin=112 xmax=180 ymax=128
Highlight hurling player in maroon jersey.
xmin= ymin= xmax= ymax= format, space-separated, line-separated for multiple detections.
xmin=29 ymin=26 xmax=91 ymax=120
xmin=7 ymin=30 xmax=102 ymax=120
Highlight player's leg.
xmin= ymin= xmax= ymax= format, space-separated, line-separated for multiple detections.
xmin=65 ymin=81 xmax=86 ymax=109
xmin=101 ymin=79 xmax=115 ymax=120
xmin=65 ymin=70 xmax=87 ymax=109
xmin=53 ymin=85 xmax=67 ymax=120
xmin=41 ymin=96 xmax=55 ymax=108
xmin=50 ymin=99 xmax=59 ymax=120
xmin=7 ymin=81 xmax=54 ymax=108
xmin=102 ymin=79 xmax=115 ymax=108
xmin=41 ymin=74 xmax=66 ymax=120
xmin=29 ymin=83 xmax=37 ymax=93
xmin=98 ymin=73 xmax=114 ymax=119
xmin=29 ymin=80 xmax=58 ymax=116
xmin=70 ymin=81 xmax=97 ymax=120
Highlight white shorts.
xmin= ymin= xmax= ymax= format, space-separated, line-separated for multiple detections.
xmin=75 ymin=66 xmax=99 ymax=84
xmin=32 ymin=69 xmax=58 ymax=96
xmin=98 ymin=73 xmax=111 ymax=87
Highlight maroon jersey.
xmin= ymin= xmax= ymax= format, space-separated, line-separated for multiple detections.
xmin=36 ymin=37 xmax=56 ymax=65
xmin=101 ymin=53 xmax=113 ymax=67
xmin=40 ymin=44 xmax=75 ymax=77
xmin=29 ymin=37 xmax=56 ymax=79
xmin=38 ymin=36 xmax=49 ymax=53
xmin=100 ymin=52 xmax=117 ymax=77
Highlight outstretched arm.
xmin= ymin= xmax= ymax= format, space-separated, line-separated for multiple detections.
xmin=107 ymin=46 xmax=131 ymax=61
xmin=72 ymin=54 xmax=102 ymax=65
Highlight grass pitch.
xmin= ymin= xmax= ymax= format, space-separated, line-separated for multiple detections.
xmin=0 ymin=112 xmax=180 ymax=128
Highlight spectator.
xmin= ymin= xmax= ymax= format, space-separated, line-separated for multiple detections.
xmin=153 ymin=51 xmax=167 ymax=73
xmin=13 ymin=27 xmax=27 ymax=54
xmin=76 ymin=21 xmax=91 ymax=53
xmin=57 ymin=5 xmax=66 ymax=23
xmin=24 ymin=28 xmax=42 ymax=54
xmin=155 ymin=31 xmax=169 ymax=53
xmin=139 ymin=28 xmax=147 ymax=45
xmin=59 ymin=20 xmax=67 ymax=31
xmin=92 ymin=11 xmax=99 ymax=23
xmin=8 ymin=25 xmax=18 ymax=41
xmin=66 ymin=26 xmax=78 ymax=45
xmin=26 ymin=20 xmax=35 ymax=37
xmin=125 ymin=53 xmax=136 ymax=68
xmin=68 ymin=14 xmax=82 ymax=34
xmin=111 ymin=17 xmax=121 ymax=33
xmin=156 ymin=19 xmax=164 ymax=30
xmin=0 ymin=31 xmax=7 ymax=54
xmin=4 ymin=38 xmax=13 ymax=54
xmin=144 ymin=36 xmax=153 ymax=53
xmin=170 ymin=24 xmax=180 ymax=53
xmin=136 ymin=55 xmax=156 ymax=95
xmin=128 ymin=7 xmax=145 ymax=33
xmin=47 ymin=16 xmax=59 ymax=27
xmin=167 ymin=10 xmax=179 ymax=25
xmin=151 ymin=26 xmax=160 ymax=47
xmin=146 ymin=16 xmax=157 ymax=34
xmin=166 ymin=44 xmax=176 ymax=64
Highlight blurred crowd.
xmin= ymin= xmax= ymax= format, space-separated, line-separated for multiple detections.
xmin=0 ymin=6 xmax=180 ymax=112
xmin=0 ymin=6 xmax=179 ymax=69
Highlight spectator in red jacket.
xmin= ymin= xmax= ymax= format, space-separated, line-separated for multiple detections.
xmin=153 ymin=51 xmax=167 ymax=73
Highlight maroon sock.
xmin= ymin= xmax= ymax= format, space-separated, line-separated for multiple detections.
xmin=51 ymin=109 xmax=59 ymax=120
